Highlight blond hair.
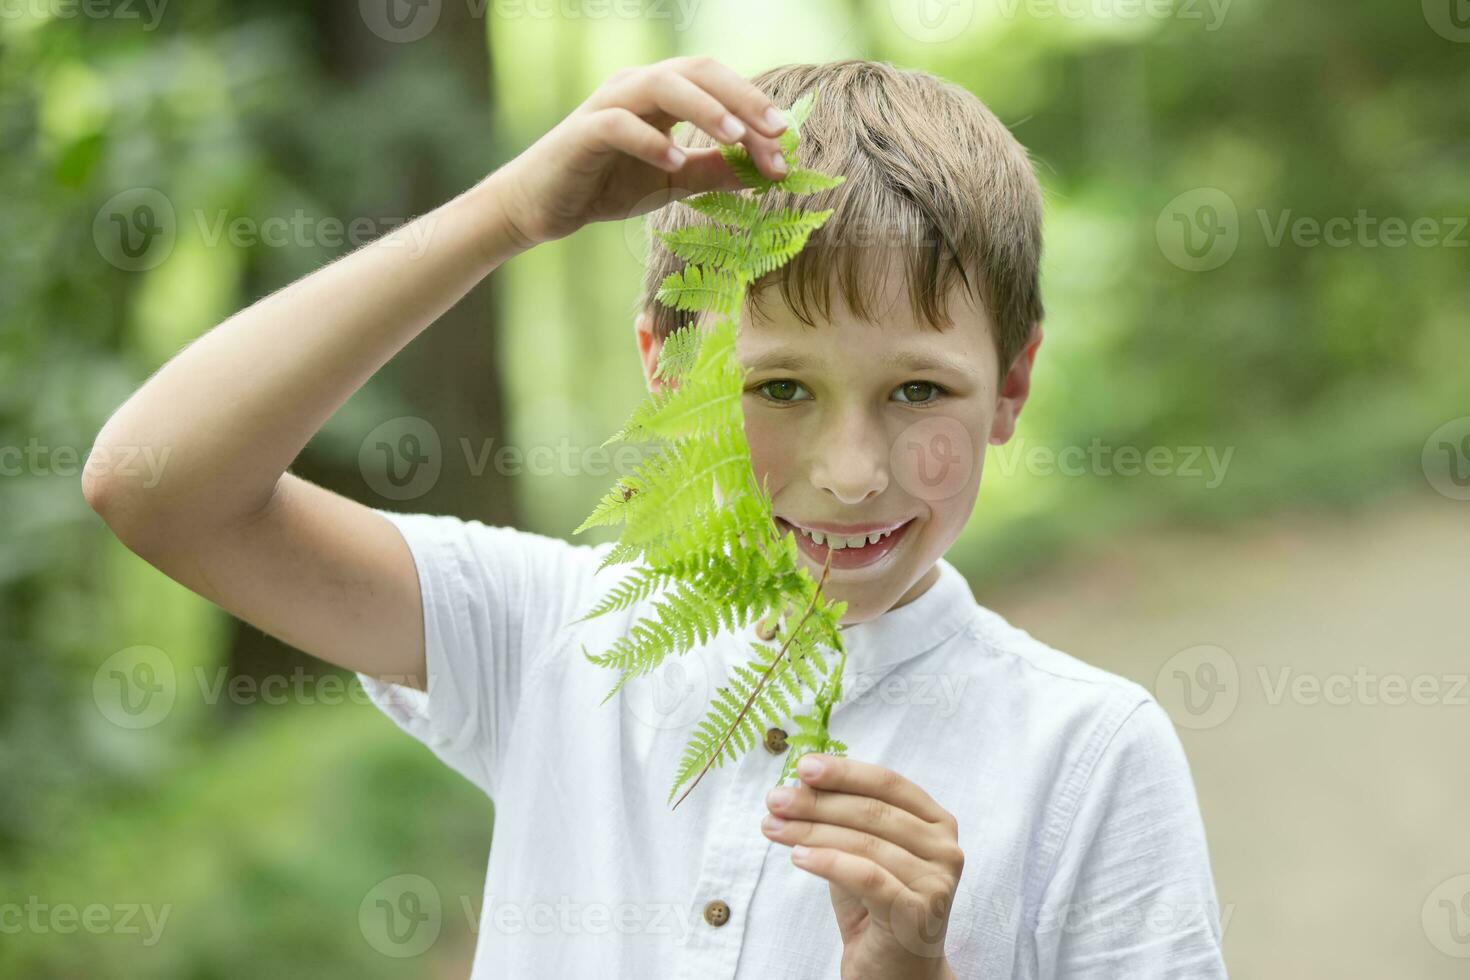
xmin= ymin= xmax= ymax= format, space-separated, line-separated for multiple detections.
xmin=638 ymin=59 xmax=1045 ymax=372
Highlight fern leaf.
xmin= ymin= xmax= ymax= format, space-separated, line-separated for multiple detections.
xmin=574 ymin=86 xmax=854 ymax=809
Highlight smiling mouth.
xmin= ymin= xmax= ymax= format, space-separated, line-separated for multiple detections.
xmin=774 ymin=516 xmax=916 ymax=571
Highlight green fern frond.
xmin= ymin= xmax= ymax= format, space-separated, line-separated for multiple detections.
xmin=573 ymin=85 xmax=854 ymax=808
xmin=683 ymin=191 xmax=762 ymax=227
xmin=656 ymin=264 xmax=746 ymax=316
xmin=653 ymin=323 xmax=703 ymax=382
xmin=655 ymin=224 xmax=750 ymax=273
xmin=775 ymin=168 xmax=846 ymax=196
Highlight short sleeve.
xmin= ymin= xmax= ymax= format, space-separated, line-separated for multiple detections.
xmin=1034 ymin=697 xmax=1227 ymax=978
xmin=356 ymin=508 xmax=610 ymax=798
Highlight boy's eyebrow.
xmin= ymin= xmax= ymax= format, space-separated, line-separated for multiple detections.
xmin=744 ymin=347 xmax=977 ymax=376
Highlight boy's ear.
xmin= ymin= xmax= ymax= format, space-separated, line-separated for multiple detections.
xmin=635 ymin=310 xmax=667 ymax=394
xmin=988 ymin=322 xmax=1043 ymax=446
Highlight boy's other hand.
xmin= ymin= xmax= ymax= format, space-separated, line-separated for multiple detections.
xmin=495 ymin=56 xmax=791 ymax=249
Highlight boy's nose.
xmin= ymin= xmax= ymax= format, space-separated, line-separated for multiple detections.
xmin=808 ymin=411 xmax=889 ymax=505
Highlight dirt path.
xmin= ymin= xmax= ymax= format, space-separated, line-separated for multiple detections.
xmin=983 ymin=488 xmax=1469 ymax=978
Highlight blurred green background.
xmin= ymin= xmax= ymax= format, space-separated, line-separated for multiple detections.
xmin=2 ymin=0 xmax=1467 ymax=976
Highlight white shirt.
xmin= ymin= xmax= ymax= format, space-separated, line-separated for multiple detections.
xmin=358 ymin=509 xmax=1228 ymax=979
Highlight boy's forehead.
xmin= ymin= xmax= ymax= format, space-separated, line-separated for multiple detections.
xmin=733 ymin=272 xmax=997 ymax=373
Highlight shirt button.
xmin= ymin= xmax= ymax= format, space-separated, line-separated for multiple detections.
xmin=763 ymin=727 xmax=787 ymax=754
xmin=703 ymin=899 xmax=731 ymax=927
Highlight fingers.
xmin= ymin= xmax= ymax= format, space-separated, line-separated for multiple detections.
xmin=580 ymin=107 xmax=686 ymax=173
xmin=761 ymin=813 xmax=933 ymax=887
xmin=797 ymin=754 xmax=955 ymax=828
xmin=587 ymin=57 xmax=790 ymax=181
xmin=789 ymin=845 xmax=907 ymax=910
xmin=767 ymin=781 xmax=954 ymax=865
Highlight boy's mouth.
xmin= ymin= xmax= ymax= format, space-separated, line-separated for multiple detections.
xmin=774 ymin=516 xmax=915 ymax=572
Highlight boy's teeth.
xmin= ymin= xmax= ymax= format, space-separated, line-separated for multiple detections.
xmin=791 ymin=523 xmax=899 ymax=550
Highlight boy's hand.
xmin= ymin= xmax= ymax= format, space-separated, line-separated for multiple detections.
xmin=762 ymin=755 xmax=964 ymax=980
xmin=496 ymin=56 xmax=792 ymax=248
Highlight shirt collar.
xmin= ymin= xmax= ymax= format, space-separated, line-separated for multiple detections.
xmin=738 ymin=556 xmax=977 ymax=682
xmin=836 ymin=557 xmax=977 ymax=678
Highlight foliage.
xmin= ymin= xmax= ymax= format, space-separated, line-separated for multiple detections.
xmin=573 ymin=90 xmax=856 ymax=807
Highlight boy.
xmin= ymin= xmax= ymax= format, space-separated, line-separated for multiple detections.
xmin=85 ymin=57 xmax=1227 ymax=979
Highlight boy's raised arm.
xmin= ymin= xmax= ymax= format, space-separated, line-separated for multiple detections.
xmin=82 ymin=57 xmax=791 ymax=690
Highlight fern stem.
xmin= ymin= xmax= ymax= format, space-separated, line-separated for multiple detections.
xmin=670 ymin=546 xmax=836 ymax=811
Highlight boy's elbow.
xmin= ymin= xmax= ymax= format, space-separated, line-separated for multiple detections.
xmin=82 ymin=449 xmax=165 ymax=554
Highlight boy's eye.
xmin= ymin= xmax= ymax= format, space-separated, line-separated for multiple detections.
xmin=893 ymin=381 xmax=943 ymax=404
xmin=755 ymin=379 xmax=811 ymax=402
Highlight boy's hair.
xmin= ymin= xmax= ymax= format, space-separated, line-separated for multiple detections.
xmin=638 ymin=59 xmax=1045 ymax=372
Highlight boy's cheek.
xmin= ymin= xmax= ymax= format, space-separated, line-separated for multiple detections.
xmin=744 ymin=411 xmax=791 ymax=491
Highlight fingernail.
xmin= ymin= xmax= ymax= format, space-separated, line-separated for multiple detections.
xmin=797 ymin=755 xmax=823 ymax=779
xmin=665 ymin=147 xmax=686 ymax=169
xmin=719 ymin=114 xmax=746 ymax=142
xmin=792 ymin=844 xmax=811 ymax=861
xmin=767 ymin=787 xmax=793 ymax=809
xmin=764 ymin=107 xmax=787 ymax=133
xmin=770 ymin=152 xmax=788 ymax=176
xmin=761 ymin=814 xmax=787 ymax=832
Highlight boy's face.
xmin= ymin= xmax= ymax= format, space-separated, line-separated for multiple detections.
xmin=635 ymin=271 xmax=1040 ymax=623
